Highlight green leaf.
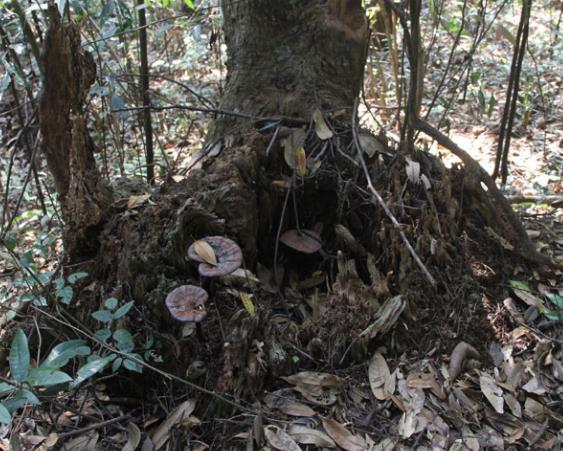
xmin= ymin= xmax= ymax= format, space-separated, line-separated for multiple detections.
xmin=509 ymin=280 xmax=530 ymax=291
xmin=0 ymin=383 xmax=15 ymax=396
xmin=68 ymin=272 xmax=88 ymax=284
xmin=94 ymin=329 xmax=112 ymax=343
xmin=113 ymin=329 xmax=134 ymax=353
xmin=123 ymin=354 xmax=144 ymax=373
xmin=9 ymin=330 xmax=30 ymax=383
xmin=183 ymin=0 xmax=194 ymax=9
xmin=92 ymin=310 xmax=113 ymax=323
xmin=56 ymin=285 xmax=74 ymax=305
xmin=112 ymin=357 xmax=123 ymax=373
xmin=544 ymin=311 xmax=563 ymax=321
xmin=4 ymin=234 xmax=16 ymax=252
xmin=26 ymin=368 xmax=72 ymax=387
xmin=112 ymin=300 xmax=134 ymax=320
xmin=104 ymin=297 xmax=118 ymax=310
xmin=3 ymin=390 xmax=41 ymax=413
xmin=42 ymin=340 xmax=90 ymax=368
xmin=71 ymin=355 xmax=115 ymax=388
xmin=546 ymin=294 xmax=563 ymax=309
xmin=53 ymin=278 xmax=65 ymax=290
xmin=0 ymin=403 xmax=11 ymax=425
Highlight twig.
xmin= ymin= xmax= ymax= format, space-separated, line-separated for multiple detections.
xmin=56 ymin=414 xmax=132 ymax=439
xmin=352 ymin=98 xmax=436 ymax=286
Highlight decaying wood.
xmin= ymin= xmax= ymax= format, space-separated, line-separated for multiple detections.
xmin=39 ymin=6 xmax=112 ymax=261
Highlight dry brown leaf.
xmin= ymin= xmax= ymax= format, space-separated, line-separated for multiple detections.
xmin=461 ymin=425 xmax=479 ymax=451
xmin=282 ymin=371 xmax=342 ymax=388
xmin=192 ymin=240 xmax=217 ymax=266
xmin=313 ymin=109 xmax=333 ymax=140
xmin=127 ymin=194 xmax=151 ymax=209
xmin=479 ymin=372 xmax=504 ymax=414
xmin=368 ymin=352 xmax=392 ymax=400
xmin=358 ymin=133 xmax=387 ymax=158
xmin=288 ymin=425 xmax=336 ymax=448
xmin=513 ymin=289 xmax=545 ymax=311
xmin=63 ymin=432 xmax=99 ymax=451
xmin=522 ymin=376 xmax=547 ymax=395
xmin=264 ymin=426 xmax=302 ymax=451
xmin=321 ymin=417 xmax=366 ymax=451
xmin=504 ymin=392 xmax=522 ymax=418
xmin=150 ymin=400 xmax=196 ymax=450
xmin=278 ymin=401 xmax=316 ymax=417
xmin=370 ymin=438 xmax=396 ymax=451
xmin=123 ymin=423 xmax=142 ymax=451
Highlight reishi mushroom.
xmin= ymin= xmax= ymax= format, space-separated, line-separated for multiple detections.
xmin=165 ymin=285 xmax=208 ymax=323
xmin=187 ymin=236 xmax=243 ymax=277
xmin=280 ymin=229 xmax=322 ymax=254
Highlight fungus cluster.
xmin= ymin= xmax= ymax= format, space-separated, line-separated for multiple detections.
xmin=165 ymin=236 xmax=242 ymax=326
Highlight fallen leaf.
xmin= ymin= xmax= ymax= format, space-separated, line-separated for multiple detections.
xmin=282 ymin=371 xmax=342 ymax=388
xmin=321 ymin=417 xmax=366 ymax=451
xmin=239 ymin=292 xmax=256 ymax=316
xmin=313 ymin=109 xmax=333 ymax=140
xmin=294 ymin=146 xmax=307 ymax=177
xmin=192 ymin=240 xmax=217 ymax=266
xmin=123 ymin=423 xmax=142 ymax=451
xmin=479 ymin=372 xmax=504 ymax=414
xmin=368 ymin=353 xmax=392 ymax=400
xmin=150 ymin=400 xmax=196 ymax=449
xmin=358 ymin=133 xmax=386 ymax=157
xmin=278 ymin=401 xmax=316 ymax=417
xmin=288 ymin=425 xmax=335 ymax=448
xmin=127 ymin=194 xmax=151 ymax=209
xmin=264 ymin=426 xmax=302 ymax=451
xmin=63 ymin=433 xmax=99 ymax=451
xmin=405 ymin=158 xmax=420 ymax=184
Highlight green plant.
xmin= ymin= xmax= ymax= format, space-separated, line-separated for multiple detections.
xmin=0 ymin=330 xmax=94 ymax=425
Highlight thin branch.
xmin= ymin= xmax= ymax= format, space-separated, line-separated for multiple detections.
xmin=352 ymin=98 xmax=436 ymax=286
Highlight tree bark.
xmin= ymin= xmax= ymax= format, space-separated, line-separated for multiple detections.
xmin=39 ymin=6 xmax=112 ymax=262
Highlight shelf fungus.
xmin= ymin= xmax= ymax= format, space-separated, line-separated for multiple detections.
xmin=187 ymin=236 xmax=243 ymax=277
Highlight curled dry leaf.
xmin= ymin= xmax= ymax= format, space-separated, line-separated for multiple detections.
xmin=239 ymin=292 xmax=256 ymax=316
xmin=479 ymin=372 xmax=504 ymax=414
xmin=122 ymin=423 xmax=141 ymax=451
xmin=368 ymin=353 xmax=393 ymax=400
xmin=449 ymin=341 xmax=480 ymax=381
xmin=405 ymin=157 xmax=420 ymax=184
xmin=264 ymin=426 xmax=302 ymax=451
xmin=288 ymin=425 xmax=336 ymax=448
xmin=312 ymin=108 xmax=334 ymax=140
xmin=321 ymin=417 xmax=366 ymax=451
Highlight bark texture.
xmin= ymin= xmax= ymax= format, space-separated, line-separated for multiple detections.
xmin=39 ymin=6 xmax=112 ymax=261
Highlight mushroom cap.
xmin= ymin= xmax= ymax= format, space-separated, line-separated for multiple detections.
xmin=187 ymin=236 xmax=243 ymax=277
xmin=165 ymin=285 xmax=208 ymax=322
xmin=280 ymin=229 xmax=322 ymax=254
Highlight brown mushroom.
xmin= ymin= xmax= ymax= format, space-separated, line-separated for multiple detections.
xmin=187 ymin=236 xmax=243 ymax=277
xmin=280 ymin=229 xmax=322 ymax=254
xmin=165 ymin=285 xmax=208 ymax=322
